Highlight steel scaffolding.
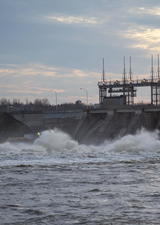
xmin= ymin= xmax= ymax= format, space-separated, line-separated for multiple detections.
xmin=98 ymin=55 xmax=160 ymax=106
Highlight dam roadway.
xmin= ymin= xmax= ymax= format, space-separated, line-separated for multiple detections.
xmin=89 ymin=106 xmax=160 ymax=115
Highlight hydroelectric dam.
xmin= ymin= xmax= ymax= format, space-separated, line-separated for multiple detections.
xmin=10 ymin=105 xmax=160 ymax=145
xmin=16 ymin=56 xmax=160 ymax=140
xmin=3 ymin=55 xmax=160 ymax=144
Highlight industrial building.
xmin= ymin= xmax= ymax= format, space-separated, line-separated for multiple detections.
xmin=98 ymin=55 xmax=160 ymax=107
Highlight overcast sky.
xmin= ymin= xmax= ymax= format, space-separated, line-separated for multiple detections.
xmin=0 ymin=0 xmax=160 ymax=104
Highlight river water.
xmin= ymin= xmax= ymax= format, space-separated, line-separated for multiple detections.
xmin=0 ymin=129 xmax=160 ymax=225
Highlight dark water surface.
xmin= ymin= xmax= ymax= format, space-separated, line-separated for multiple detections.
xmin=0 ymin=129 xmax=160 ymax=225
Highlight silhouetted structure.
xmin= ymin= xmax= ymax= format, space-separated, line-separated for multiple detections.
xmin=98 ymin=55 xmax=160 ymax=106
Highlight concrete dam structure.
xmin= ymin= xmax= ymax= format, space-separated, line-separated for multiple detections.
xmin=12 ymin=111 xmax=84 ymax=138
xmin=72 ymin=55 xmax=160 ymax=144
xmin=10 ymin=106 xmax=160 ymax=145
xmin=6 ymin=55 xmax=160 ymax=143
xmin=75 ymin=107 xmax=160 ymax=144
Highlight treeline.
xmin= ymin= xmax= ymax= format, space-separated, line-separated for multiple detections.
xmin=0 ymin=98 xmax=87 ymax=113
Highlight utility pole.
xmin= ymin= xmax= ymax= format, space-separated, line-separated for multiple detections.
xmin=123 ymin=56 xmax=126 ymax=104
xmin=80 ymin=88 xmax=88 ymax=105
xmin=129 ymin=56 xmax=134 ymax=104
xmin=55 ymin=92 xmax=58 ymax=110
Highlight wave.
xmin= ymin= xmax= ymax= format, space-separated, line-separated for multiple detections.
xmin=34 ymin=128 xmax=160 ymax=155
xmin=0 ymin=128 xmax=160 ymax=167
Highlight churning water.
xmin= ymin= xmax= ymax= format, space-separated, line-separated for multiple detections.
xmin=1 ymin=129 xmax=160 ymax=224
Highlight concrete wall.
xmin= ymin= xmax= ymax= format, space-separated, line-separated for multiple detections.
xmin=75 ymin=110 xmax=160 ymax=144
xmin=12 ymin=109 xmax=160 ymax=144
xmin=13 ymin=113 xmax=44 ymax=131
xmin=103 ymin=96 xmax=126 ymax=106
xmin=12 ymin=111 xmax=85 ymax=136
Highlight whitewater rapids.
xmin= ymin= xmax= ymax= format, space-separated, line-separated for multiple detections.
xmin=0 ymin=129 xmax=160 ymax=224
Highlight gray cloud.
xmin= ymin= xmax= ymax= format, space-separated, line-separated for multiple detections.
xmin=0 ymin=0 xmax=160 ymax=103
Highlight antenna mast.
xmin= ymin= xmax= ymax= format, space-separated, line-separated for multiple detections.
xmin=151 ymin=55 xmax=154 ymax=105
xmin=129 ymin=56 xmax=132 ymax=81
xmin=151 ymin=54 xmax=154 ymax=82
xmin=102 ymin=58 xmax=105 ymax=82
xmin=158 ymin=54 xmax=160 ymax=79
xmin=123 ymin=56 xmax=126 ymax=83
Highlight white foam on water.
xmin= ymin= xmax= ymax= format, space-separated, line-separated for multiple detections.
xmin=103 ymin=129 xmax=160 ymax=154
xmin=34 ymin=129 xmax=80 ymax=153
xmin=34 ymin=128 xmax=160 ymax=155
xmin=0 ymin=128 xmax=160 ymax=167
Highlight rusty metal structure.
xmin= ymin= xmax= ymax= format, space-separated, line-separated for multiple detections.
xmin=98 ymin=55 xmax=160 ymax=106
